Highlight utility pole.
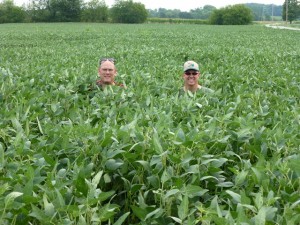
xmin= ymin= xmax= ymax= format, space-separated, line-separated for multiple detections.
xmin=285 ymin=0 xmax=288 ymax=24
xmin=272 ymin=4 xmax=274 ymax=22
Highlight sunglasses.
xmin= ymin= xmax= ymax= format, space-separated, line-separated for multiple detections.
xmin=99 ymin=58 xmax=116 ymax=64
xmin=184 ymin=71 xmax=199 ymax=76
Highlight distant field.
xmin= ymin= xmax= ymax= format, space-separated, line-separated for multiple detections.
xmin=0 ymin=23 xmax=299 ymax=224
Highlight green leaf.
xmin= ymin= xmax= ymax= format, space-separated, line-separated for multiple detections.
xmin=216 ymin=182 xmax=234 ymax=187
xmin=200 ymin=176 xmax=219 ymax=181
xmin=210 ymin=196 xmax=222 ymax=217
xmin=107 ymin=149 xmax=125 ymax=159
xmin=164 ymin=189 xmax=180 ymax=199
xmin=147 ymin=175 xmax=160 ymax=188
xmin=0 ymin=143 xmax=4 ymax=170
xmin=135 ymin=160 xmax=150 ymax=171
xmin=254 ymin=206 xmax=266 ymax=225
xmin=113 ymin=212 xmax=130 ymax=225
xmin=29 ymin=204 xmax=49 ymax=221
xmin=288 ymin=155 xmax=300 ymax=177
xmin=160 ymin=169 xmax=171 ymax=184
xmin=235 ymin=170 xmax=248 ymax=186
xmin=105 ymin=159 xmax=124 ymax=171
xmin=5 ymin=192 xmax=23 ymax=207
xmin=97 ymin=190 xmax=115 ymax=203
xmin=253 ymin=189 xmax=264 ymax=210
xmin=251 ymin=167 xmax=264 ymax=184
xmin=237 ymin=204 xmax=249 ymax=224
xmin=42 ymin=152 xmax=55 ymax=167
xmin=36 ymin=117 xmax=44 ymax=134
xmin=240 ymin=190 xmax=251 ymax=205
xmin=55 ymin=188 xmax=66 ymax=208
xmin=92 ymin=203 xmax=118 ymax=222
xmin=43 ymin=194 xmax=55 ymax=217
xmin=11 ymin=117 xmax=23 ymax=132
xmin=175 ymin=128 xmax=186 ymax=143
xmin=152 ymin=129 xmax=163 ymax=154
xmin=240 ymin=204 xmax=257 ymax=213
xmin=222 ymin=111 xmax=234 ymax=121
xmin=78 ymin=215 xmax=87 ymax=225
xmin=104 ymin=173 xmax=111 ymax=183
xmin=75 ymin=176 xmax=88 ymax=196
xmin=145 ymin=208 xmax=163 ymax=220
xmin=0 ymin=183 xmax=9 ymax=196
xmin=201 ymin=158 xmax=228 ymax=167
xmin=170 ymin=216 xmax=182 ymax=223
xmin=185 ymin=184 xmax=208 ymax=197
xmin=226 ymin=190 xmax=241 ymax=203
xmin=57 ymin=168 xmax=67 ymax=178
xmin=178 ymin=194 xmax=189 ymax=220
xmin=131 ymin=205 xmax=147 ymax=221
xmin=92 ymin=171 xmax=103 ymax=186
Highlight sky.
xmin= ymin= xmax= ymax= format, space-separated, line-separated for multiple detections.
xmin=14 ymin=0 xmax=284 ymax=10
xmin=106 ymin=0 xmax=284 ymax=11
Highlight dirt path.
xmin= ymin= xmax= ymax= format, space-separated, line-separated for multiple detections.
xmin=265 ymin=24 xmax=300 ymax=31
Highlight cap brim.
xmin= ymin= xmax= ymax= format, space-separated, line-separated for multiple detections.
xmin=184 ymin=68 xmax=199 ymax=72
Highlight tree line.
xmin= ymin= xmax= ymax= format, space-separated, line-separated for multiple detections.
xmin=0 ymin=0 xmax=299 ymax=24
xmin=0 ymin=0 xmax=148 ymax=23
xmin=148 ymin=4 xmax=284 ymax=21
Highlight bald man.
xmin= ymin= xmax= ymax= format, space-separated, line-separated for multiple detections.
xmin=96 ymin=58 xmax=123 ymax=88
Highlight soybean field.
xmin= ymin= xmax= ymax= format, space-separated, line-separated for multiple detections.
xmin=0 ymin=23 xmax=300 ymax=224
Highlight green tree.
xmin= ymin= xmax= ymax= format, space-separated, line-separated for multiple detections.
xmin=209 ymin=8 xmax=225 ymax=25
xmin=178 ymin=11 xmax=192 ymax=19
xmin=245 ymin=3 xmax=283 ymax=21
xmin=209 ymin=4 xmax=253 ymax=25
xmin=0 ymin=0 xmax=26 ymax=23
xmin=190 ymin=5 xmax=216 ymax=19
xmin=157 ymin=8 xmax=167 ymax=18
xmin=282 ymin=0 xmax=300 ymax=23
xmin=27 ymin=0 xmax=51 ymax=22
xmin=48 ymin=0 xmax=82 ymax=22
xmin=110 ymin=0 xmax=148 ymax=23
xmin=81 ymin=0 xmax=108 ymax=22
xmin=156 ymin=8 xmax=179 ymax=18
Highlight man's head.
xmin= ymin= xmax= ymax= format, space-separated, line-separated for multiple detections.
xmin=183 ymin=61 xmax=199 ymax=72
xmin=98 ymin=58 xmax=117 ymax=85
xmin=183 ymin=60 xmax=200 ymax=87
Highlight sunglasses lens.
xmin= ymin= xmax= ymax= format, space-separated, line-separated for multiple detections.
xmin=185 ymin=72 xmax=198 ymax=75
xmin=100 ymin=58 xmax=115 ymax=64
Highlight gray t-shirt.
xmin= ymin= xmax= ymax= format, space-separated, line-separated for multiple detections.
xmin=179 ymin=85 xmax=214 ymax=96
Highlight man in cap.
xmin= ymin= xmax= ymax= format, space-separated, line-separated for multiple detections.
xmin=181 ymin=60 xmax=213 ymax=94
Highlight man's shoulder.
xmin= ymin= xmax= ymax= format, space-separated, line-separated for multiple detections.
xmin=178 ymin=85 xmax=214 ymax=96
xmin=96 ymin=80 xmax=124 ymax=88
xmin=198 ymin=86 xmax=214 ymax=93
xmin=115 ymin=82 xmax=124 ymax=87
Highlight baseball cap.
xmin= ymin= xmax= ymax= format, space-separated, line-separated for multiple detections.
xmin=183 ymin=61 xmax=199 ymax=72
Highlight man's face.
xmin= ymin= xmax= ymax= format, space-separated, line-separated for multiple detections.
xmin=98 ymin=61 xmax=117 ymax=84
xmin=183 ymin=70 xmax=200 ymax=86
